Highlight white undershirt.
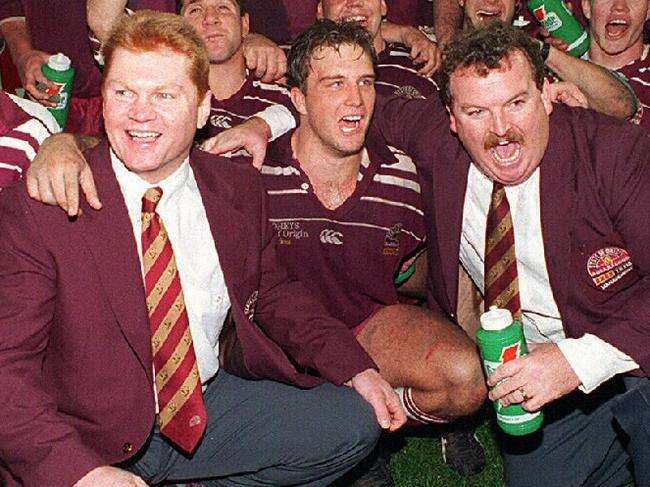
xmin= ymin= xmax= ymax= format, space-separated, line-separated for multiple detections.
xmin=111 ymin=151 xmax=231 ymax=387
xmin=460 ymin=164 xmax=638 ymax=393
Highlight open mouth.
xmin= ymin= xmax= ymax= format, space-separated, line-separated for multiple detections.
xmin=476 ymin=10 xmax=501 ymax=22
xmin=127 ymin=130 xmax=161 ymax=143
xmin=343 ymin=14 xmax=369 ymax=25
xmin=605 ymin=18 xmax=629 ymax=38
xmin=490 ymin=140 xmax=521 ymax=164
xmin=339 ymin=115 xmax=363 ymax=133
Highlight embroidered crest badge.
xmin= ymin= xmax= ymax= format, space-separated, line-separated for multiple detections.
xmin=586 ymin=247 xmax=633 ymax=290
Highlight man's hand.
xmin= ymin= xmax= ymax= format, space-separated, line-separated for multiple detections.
xmin=74 ymin=466 xmax=148 ymax=487
xmin=402 ymin=28 xmax=441 ymax=77
xmin=26 ymin=133 xmax=102 ymax=216
xmin=16 ymin=48 xmax=56 ymax=105
xmin=347 ymin=368 xmax=406 ymax=432
xmin=487 ymin=343 xmax=581 ymax=412
xmin=548 ymin=81 xmax=588 ymax=108
xmin=200 ymin=117 xmax=271 ymax=169
xmin=539 ymin=32 xmax=570 ymax=52
xmin=243 ymin=33 xmax=287 ymax=83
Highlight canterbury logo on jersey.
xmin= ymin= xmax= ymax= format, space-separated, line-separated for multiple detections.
xmin=320 ymin=229 xmax=343 ymax=245
xmin=210 ymin=114 xmax=232 ymax=129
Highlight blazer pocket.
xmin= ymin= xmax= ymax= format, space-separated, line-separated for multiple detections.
xmin=573 ymin=232 xmax=639 ymax=304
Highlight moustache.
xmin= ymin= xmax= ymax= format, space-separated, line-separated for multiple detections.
xmin=484 ymin=129 xmax=524 ymax=150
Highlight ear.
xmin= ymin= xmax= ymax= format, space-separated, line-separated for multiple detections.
xmin=317 ymin=1 xmax=325 ymax=19
xmin=447 ymin=105 xmax=458 ymax=133
xmin=582 ymin=0 xmax=591 ymax=20
xmin=541 ymin=78 xmax=554 ymax=116
xmin=380 ymin=0 xmax=388 ymax=16
xmin=290 ymin=86 xmax=308 ymax=116
xmin=197 ymin=90 xmax=212 ymax=129
xmin=458 ymin=0 xmax=465 ymax=8
xmin=242 ymin=13 xmax=250 ymax=36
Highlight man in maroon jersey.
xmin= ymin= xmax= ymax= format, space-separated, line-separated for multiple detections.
xmin=582 ymin=0 xmax=650 ymax=131
xmin=457 ymin=0 xmax=638 ymax=119
xmin=178 ymin=0 xmax=295 ymax=138
xmin=317 ymin=0 xmax=440 ymax=99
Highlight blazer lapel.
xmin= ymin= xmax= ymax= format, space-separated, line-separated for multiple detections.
xmin=191 ymin=152 xmax=248 ymax=294
xmin=77 ymin=141 xmax=152 ymax=372
xmin=540 ymin=112 xmax=577 ymax=312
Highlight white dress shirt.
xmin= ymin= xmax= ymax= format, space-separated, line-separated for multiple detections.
xmin=460 ymin=164 xmax=638 ymax=393
xmin=111 ymin=151 xmax=231 ymax=386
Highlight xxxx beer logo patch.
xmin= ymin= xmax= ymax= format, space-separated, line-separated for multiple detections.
xmin=586 ymin=247 xmax=633 ymax=290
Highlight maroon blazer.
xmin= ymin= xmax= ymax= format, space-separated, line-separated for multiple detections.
xmin=0 ymin=140 xmax=374 ymax=486
xmin=375 ymin=97 xmax=650 ymax=375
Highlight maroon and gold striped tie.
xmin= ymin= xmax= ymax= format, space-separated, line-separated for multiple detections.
xmin=484 ymin=182 xmax=522 ymax=321
xmin=141 ymin=187 xmax=207 ymax=453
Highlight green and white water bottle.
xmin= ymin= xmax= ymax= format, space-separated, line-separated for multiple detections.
xmin=476 ymin=306 xmax=544 ymax=436
xmin=41 ymin=52 xmax=75 ymax=129
xmin=528 ymin=0 xmax=590 ymax=57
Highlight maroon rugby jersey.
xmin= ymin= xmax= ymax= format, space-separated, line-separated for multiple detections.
xmin=261 ymin=132 xmax=426 ymax=328
xmin=204 ymin=73 xmax=294 ymax=138
xmin=377 ymin=43 xmax=439 ymax=99
xmin=0 ymin=91 xmax=59 ymax=190
xmin=617 ymin=45 xmax=650 ymax=133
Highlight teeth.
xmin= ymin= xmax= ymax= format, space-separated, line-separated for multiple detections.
xmin=490 ymin=144 xmax=521 ymax=164
xmin=343 ymin=115 xmax=362 ymax=121
xmin=609 ymin=19 xmax=627 ymax=25
xmin=128 ymin=131 xmax=160 ymax=139
xmin=477 ymin=10 xmax=498 ymax=16
xmin=344 ymin=15 xmax=367 ymax=22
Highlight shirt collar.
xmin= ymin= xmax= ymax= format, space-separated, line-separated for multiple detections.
xmin=110 ymin=149 xmax=191 ymax=208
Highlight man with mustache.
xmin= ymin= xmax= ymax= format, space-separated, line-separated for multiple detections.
xmin=373 ymin=21 xmax=650 ymax=486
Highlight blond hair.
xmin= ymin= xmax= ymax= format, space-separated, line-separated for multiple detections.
xmin=102 ymin=10 xmax=210 ymax=98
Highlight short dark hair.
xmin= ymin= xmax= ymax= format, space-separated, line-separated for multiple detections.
xmin=176 ymin=0 xmax=247 ymax=15
xmin=287 ymin=19 xmax=377 ymax=92
xmin=440 ymin=22 xmax=545 ymax=106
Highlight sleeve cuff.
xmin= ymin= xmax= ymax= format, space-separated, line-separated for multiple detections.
xmin=254 ymin=104 xmax=295 ymax=141
xmin=557 ymin=333 xmax=639 ymax=393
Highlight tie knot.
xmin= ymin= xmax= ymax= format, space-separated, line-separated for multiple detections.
xmin=142 ymin=187 xmax=163 ymax=213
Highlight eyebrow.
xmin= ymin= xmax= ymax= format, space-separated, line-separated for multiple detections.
xmin=318 ymin=74 xmax=376 ymax=82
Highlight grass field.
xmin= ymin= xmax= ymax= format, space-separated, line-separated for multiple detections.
xmin=387 ymin=419 xmax=636 ymax=487
xmin=388 ymin=420 xmax=505 ymax=487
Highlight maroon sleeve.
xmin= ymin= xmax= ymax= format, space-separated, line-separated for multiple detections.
xmin=0 ymin=0 xmax=24 ymax=20
xmin=580 ymin=113 xmax=650 ymax=374
xmin=373 ymin=93 xmax=452 ymax=166
xmin=254 ymin=180 xmax=377 ymax=385
xmin=0 ymin=186 xmax=105 ymax=486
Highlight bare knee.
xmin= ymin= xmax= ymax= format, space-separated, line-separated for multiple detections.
xmin=431 ymin=340 xmax=487 ymax=417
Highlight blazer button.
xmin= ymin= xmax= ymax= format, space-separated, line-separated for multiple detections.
xmin=122 ymin=442 xmax=134 ymax=454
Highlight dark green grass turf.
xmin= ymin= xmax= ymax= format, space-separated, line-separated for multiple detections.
xmin=388 ymin=420 xmax=505 ymax=487
xmin=387 ymin=420 xmax=636 ymax=487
